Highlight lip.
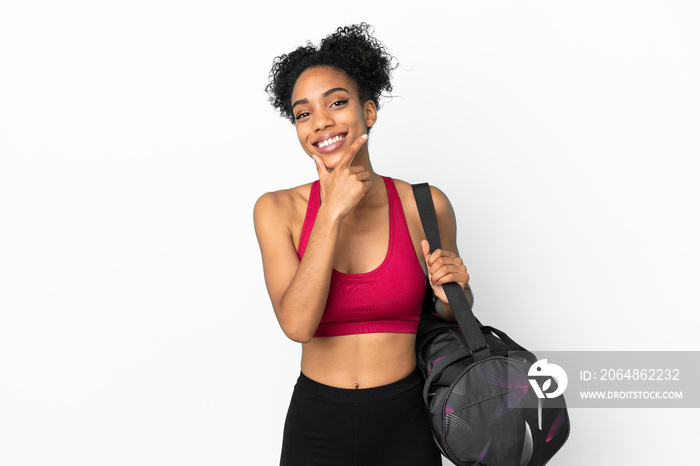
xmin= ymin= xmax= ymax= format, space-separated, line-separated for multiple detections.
xmin=312 ymin=132 xmax=348 ymax=154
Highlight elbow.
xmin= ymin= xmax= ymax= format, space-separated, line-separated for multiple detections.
xmin=435 ymin=299 xmax=457 ymax=322
xmin=465 ymin=287 xmax=474 ymax=309
xmin=282 ymin=327 xmax=315 ymax=344
xmin=278 ymin=317 xmax=316 ymax=343
xmin=275 ymin=297 xmax=320 ymax=343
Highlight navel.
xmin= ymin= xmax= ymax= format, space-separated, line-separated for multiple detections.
xmin=354 ymin=381 xmax=360 ymax=389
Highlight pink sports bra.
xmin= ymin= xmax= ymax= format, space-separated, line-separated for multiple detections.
xmin=297 ymin=176 xmax=427 ymax=338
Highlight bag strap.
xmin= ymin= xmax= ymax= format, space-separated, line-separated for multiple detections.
xmin=412 ymin=183 xmax=491 ymax=361
xmin=422 ymin=347 xmax=473 ymax=405
xmin=481 ymin=325 xmax=526 ymax=352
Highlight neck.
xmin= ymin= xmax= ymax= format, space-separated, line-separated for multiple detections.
xmin=350 ymin=150 xmax=383 ymax=208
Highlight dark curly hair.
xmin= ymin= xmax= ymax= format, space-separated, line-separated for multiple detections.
xmin=265 ymin=23 xmax=397 ymax=130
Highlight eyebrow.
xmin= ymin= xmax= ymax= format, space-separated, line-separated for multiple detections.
xmin=291 ymin=87 xmax=350 ymax=110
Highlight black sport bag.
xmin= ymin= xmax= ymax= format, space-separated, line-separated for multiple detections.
xmin=412 ymin=183 xmax=570 ymax=466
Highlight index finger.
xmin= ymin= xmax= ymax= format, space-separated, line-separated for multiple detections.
xmin=312 ymin=154 xmax=330 ymax=179
xmin=339 ymin=133 xmax=368 ymax=167
xmin=425 ymin=248 xmax=456 ymax=266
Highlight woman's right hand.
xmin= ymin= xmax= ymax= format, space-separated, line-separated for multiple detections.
xmin=312 ymin=134 xmax=372 ymax=220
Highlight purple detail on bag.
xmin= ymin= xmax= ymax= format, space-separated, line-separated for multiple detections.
xmin=476 ymin=439 xmax=491 ymax=462
xmin=473 ymin=362 xmax=530 ymax=388
xmin=445 ymin=404 xmax=454 ymax=414
xmin=429 ymin=355 xmax=448 ymax=374
xmin=546 ymin=408 xmax=566 ymax=442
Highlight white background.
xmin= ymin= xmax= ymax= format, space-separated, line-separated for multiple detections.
xmin=1 ymin=1 xmax=698 ymax=465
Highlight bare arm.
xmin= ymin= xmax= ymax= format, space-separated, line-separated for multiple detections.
xmin=254 ymin=193 xmax=336 ymax=342
xmin=420 ymin=185 xmax=473 ymax=322
xmin=253 ymin=135 xmax=371 ymax=343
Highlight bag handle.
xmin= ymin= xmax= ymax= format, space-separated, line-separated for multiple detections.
xmin=481 ymin=325 xmax=527 ymax=352
xmin=412 ymin=183 xmax=491 ymax=361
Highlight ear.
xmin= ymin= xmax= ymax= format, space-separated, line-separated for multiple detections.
xmin=363 ymin=100 xmax=377 ymax=129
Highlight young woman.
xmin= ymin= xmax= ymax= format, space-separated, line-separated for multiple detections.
xmin=254 ymin=23 xmax=474 ymax=466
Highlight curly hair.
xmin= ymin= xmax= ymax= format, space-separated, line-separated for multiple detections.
xmin=265 ymin=23 xmax=398 ymax=128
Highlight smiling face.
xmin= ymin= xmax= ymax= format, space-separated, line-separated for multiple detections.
xmin=290 ymin=66 xmax=377 ymax=168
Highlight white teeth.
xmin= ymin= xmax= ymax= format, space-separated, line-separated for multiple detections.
xmin=317 ymin=135 xmax=344 ymax=148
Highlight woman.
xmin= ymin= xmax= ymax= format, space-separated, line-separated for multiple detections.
xmin=254 ymin=23 xmax=474 ymax=466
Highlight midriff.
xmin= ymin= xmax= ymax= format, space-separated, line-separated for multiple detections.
xmin=301 ymin=332 xmax=417 ymax=389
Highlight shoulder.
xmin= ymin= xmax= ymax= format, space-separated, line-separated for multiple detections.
xmin=253 ymin=182 xmax=314 ymax=230
xmin=429 ymin=185 xmax=455 ymax=220
xmin=391 ymin=178 xmax=458 ymax=243
xmin=254 ymin=182 xmax=314 ymax=213
xmin=391 ymin=178 xmax=455 ymax=219
xmin=390 ymin=177 xmax=461 ymax=252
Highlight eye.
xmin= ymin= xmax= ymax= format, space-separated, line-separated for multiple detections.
xmin=295 ymin=112 xmax=310 ymax=121
xmin=330 ymin=99 xmax=349 ymax=108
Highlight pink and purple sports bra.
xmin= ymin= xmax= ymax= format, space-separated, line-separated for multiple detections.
xmin=297 ymin=176 xmax=427 ymax=338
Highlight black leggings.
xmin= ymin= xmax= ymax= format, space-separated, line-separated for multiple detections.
xmin=280 ymin=368 xmax=442 ymax=466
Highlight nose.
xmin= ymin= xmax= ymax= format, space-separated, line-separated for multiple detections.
xmin=313 ymin=108 xmax=334 ymax=132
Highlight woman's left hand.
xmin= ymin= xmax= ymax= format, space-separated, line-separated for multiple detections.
xmin=421 ymin=239 xmax=470 ymax=304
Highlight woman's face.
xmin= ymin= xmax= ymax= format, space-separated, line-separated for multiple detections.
xmin=290 ymin=66 xmax=376 ymax=169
